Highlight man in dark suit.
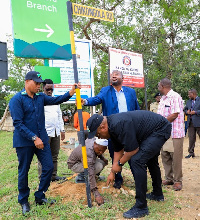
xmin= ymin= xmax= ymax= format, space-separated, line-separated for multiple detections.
xmin=82 ymin=70 xmax=140 ymax=189
xmin=184 ymin=89 xmax=200 ymax=158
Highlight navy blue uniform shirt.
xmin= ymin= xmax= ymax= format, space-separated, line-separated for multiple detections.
xmin=9 ymin=89 xmax=72 ymax=148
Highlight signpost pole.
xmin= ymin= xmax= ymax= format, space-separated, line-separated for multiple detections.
xmin=67 ymin=1 xmax=92 ymax=208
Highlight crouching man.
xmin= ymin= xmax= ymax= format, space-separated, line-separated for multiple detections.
xmin=67 ymin=138 xmax=108 ymax=205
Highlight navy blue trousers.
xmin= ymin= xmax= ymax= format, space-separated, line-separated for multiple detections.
xmin=16 ymin=143 xmax=54 ymax=204
xmin=130 ymin=134 xmax=168 ymax=208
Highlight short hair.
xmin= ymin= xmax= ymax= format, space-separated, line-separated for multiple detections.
xmin=43 ymin=79 xmax=53 ymax=86
xmin=160 ymin=78 xmax=171 ymax=88
xmin=189 ymin=88 xmax=197 ymax=95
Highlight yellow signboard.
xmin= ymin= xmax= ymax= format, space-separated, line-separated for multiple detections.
xmin=72 ymin=3 xmax=114 ymax=22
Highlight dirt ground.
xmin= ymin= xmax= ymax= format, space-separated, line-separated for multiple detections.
xmin=49 ymin=129 xmax=200 ymax=219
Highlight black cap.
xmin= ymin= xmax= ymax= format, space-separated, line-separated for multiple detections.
xmin=25 ymin=71 xmax=44 ymax=83
xmin=87 ymin=114 xmax=104 ymax=139
xmin=154 ymin=92 xmax=161 ymax=98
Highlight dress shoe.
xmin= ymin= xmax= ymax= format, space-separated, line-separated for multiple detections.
xmin=162 ymin=179 xmax=174 ymax=185
xmin=146 ymin=192 xmax=164 ymax=201
xmin=75 ymin=172 xmax=85 ymax=183
xmin=21 ymin=202 xmax=30 ymax=215
xmin=96 ymin=175 xmax=105 ymax=181
xmin=113 ymin=180 xmax=123 ymax=189
xmin=173 ymin=182 xmax=182 ymax=191
xmin=185 ymin=154 xmax=195 ymax=158
xmin=123 ymin=206 xmax=149 ymax=218
xmin=35 ymin=197 xmax=56 ymax=205
xmin=51 ymin=176 xmax=66 ymax=182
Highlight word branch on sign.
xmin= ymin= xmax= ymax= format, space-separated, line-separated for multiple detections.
xmin=27 ymin=1 xmax=57 ymax=12
xmin=10 ymin=0 xmax=72 ymax=60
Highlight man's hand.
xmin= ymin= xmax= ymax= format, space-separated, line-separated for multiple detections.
xmin=81 ymin=98 xmax=86 ymax=106
xmin=187 ymin=109 xmax=191 ymax=114
xmin=69 ymin=82 xmax=81 ymax=96
xmin=106 ymin=172 xmax=115 ymax=186
xmin=190 ymin=110 xmax=196 ymax=115
xmin=61 ymin=132 xmax=65 ymax=141
xmin=34 ymin=137 xmax=44 ymax=149
xmin=112 ymin=162 xmax=122 ymax=173
xmin=103 ymin=158 xmax=108 ymax=166
xmin=93 ymin=190 xmax=104 ymax=205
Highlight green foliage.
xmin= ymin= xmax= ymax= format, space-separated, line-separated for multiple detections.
xmin=0 ymin=130 xmax=176 ymax=219
xmin=0 ymin=49 xmax=43 ymax=117
xmin=1 ymin=0 xmax=199 ymax=114
xmin=71 ymin=0 xmax=199 ymax=108
xmin=3 ymin=50 xmax=43 ymax=94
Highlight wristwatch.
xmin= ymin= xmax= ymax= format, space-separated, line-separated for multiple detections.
xmin=61 ymin=130 xmax=65 ymax=132
xmin=118 ymin=160 xmax=124 ymax=167
xmin=32 ymin=135 xmax=37 ymax=141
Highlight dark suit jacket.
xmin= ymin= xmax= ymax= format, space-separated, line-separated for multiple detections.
xmin=184 ymin=96 xmax=200 ymax=127
xmin=85 ymin=85 xmax=140 ymax=116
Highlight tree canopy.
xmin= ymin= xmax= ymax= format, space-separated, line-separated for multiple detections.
xmin=0 ymin=0 xmax=199 ymax=117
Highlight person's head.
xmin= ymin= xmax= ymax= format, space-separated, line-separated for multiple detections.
xmin=110 ymin=70 xmax=124 ymax=87
xmin=87 ymin=114 xmax=110 ymax=139
xmin=188 ymin=89 xmax=197 ymax=100
xmin=25 ymin=71 xmax=44 ymax=94
xmin=154 ymin=92 xmax=161 ymax=103
xmin=158 ymin=78 xmax=171 ymax=95
xmin=43 ymin=79 xmax=54 ymax=96
xmin=93 ymin=138 xmax=108 ymax=156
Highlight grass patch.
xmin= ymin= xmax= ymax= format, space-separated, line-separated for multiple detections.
xmin=0 ymin=130 xmax=177 ymax=219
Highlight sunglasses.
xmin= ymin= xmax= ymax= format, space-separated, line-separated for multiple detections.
xmin=45 ymin=88 xmax=53 ymax=91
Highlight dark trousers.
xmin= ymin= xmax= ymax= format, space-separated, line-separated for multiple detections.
xmin=108 ymin=139 xmax=123 ymax=183
xmin=16 ymin=143 xmax=54 ymax=204
xmin=49 ymin=136 xmax=60 ymax=178
xmin=38 ymin=135 xmax=61 ymax=179
xmin=130 ymin=134 xmax=168 ymax=208
xmin=188 ymin=121 xmax=200 ymax=155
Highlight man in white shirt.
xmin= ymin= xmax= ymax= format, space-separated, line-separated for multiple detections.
xmin=38 ymin=79 xmax=66 ymax=181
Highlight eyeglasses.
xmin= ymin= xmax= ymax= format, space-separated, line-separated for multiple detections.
xmin=45 ymin=88 xmax=53 ymax=91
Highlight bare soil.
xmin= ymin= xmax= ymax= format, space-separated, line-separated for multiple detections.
xmin=49 ymin=130 xmax=200 ymax=219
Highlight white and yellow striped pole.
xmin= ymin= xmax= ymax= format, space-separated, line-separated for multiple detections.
xmin=67 ymin=1 xmax=92 ymax=208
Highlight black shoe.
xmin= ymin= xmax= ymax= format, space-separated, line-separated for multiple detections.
xmin=21 ymin=202 xmax=30 ymax=215
xmin=123 ymin=206 xmax=149 ymax=218
xmin=185 ymin=154 xmax=195 ymax=158
xmin=96 ymin=175 xmax=105 ymax=181
xmin=75 ymin=173 xmax=85 ymax=183
xmin=113 ymin=180 xmax=123 ymax=189
xmin=51 ymin=176 xmax=66 ymax=182
xmin=146 ymin=192 xmax=164 ymax=201
xmin=35 ymin=197 xmax=56 ymax=205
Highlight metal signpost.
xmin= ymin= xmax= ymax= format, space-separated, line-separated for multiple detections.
xmin=67 ymin=1 xmax=114 ymax=208
xmin=10 ymin=0 xmax=72 ymax=60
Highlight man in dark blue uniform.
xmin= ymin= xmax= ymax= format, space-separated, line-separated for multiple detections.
xmin=9 ymin=71 xmax=79 ymax=215
xmin=87 ymin=111 xmax=171 ymax=218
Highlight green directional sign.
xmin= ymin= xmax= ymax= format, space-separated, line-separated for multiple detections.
xmin=10 ymin=0 xmax=72 ymax=60
xmin=34 ymin=66 xmax=61 ymax=84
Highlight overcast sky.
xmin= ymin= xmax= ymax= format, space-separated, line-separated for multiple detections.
xmin=0 ymin=0 xmax=12 ymax=42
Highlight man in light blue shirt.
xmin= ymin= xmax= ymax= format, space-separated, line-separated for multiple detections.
xmin=82 ymin=70 xmax=140 ymax=189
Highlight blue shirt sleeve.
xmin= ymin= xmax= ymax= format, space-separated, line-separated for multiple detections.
xmin=44 ymin=92 xmax=72 ymax=106
xmin=85 ymin=89 xmax=104 ymax=106
xmin=9 ymin=95 xmax=35 ymax=141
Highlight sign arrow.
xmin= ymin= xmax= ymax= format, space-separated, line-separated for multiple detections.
xmin=34 ymin=24 xmax=54 ymax=38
